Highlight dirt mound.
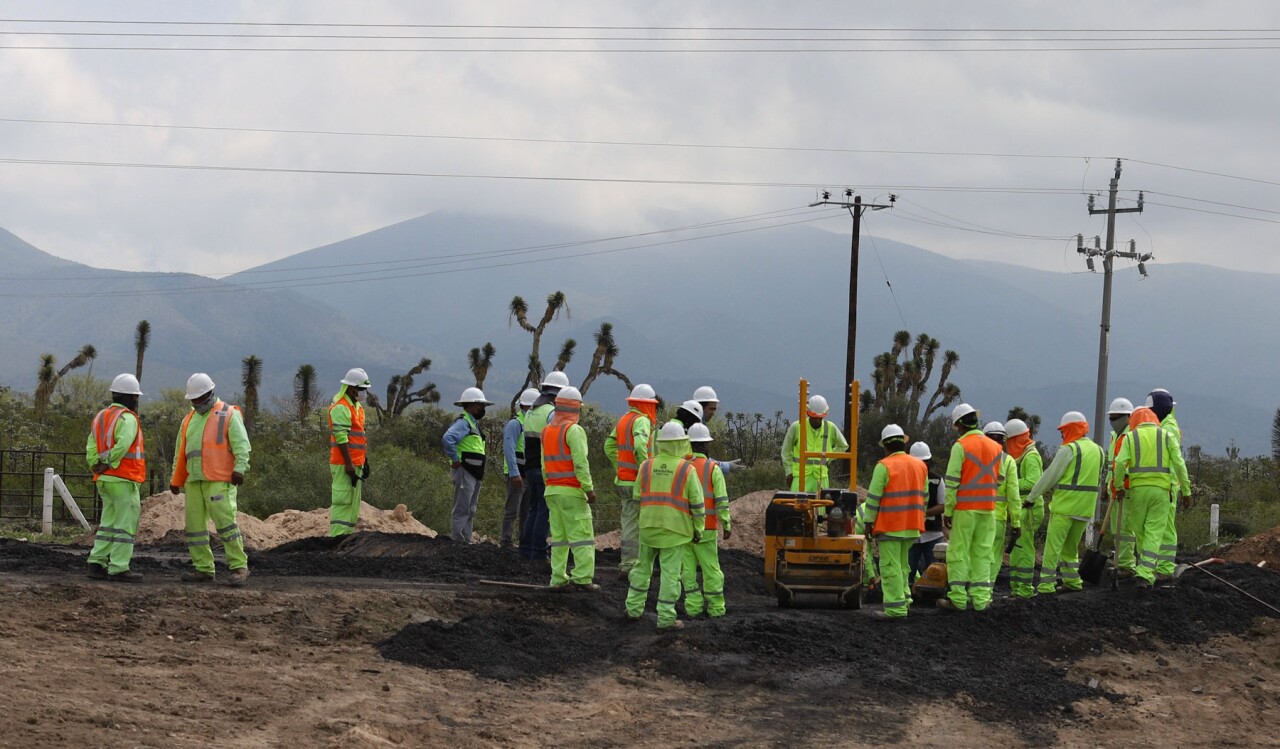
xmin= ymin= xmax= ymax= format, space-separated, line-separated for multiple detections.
xmin=1222 ymin=524 xmax=1280 ymax=569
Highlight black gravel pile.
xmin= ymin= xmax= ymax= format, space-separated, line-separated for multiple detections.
xmin=0 ymin=539 xmax=165 ymax=572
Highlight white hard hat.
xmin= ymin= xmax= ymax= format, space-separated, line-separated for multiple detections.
xmin=542 ymin=371 xmax=570 ymax=389
xmin=656 ymin=420 xmax=688 ymax=442
xmin=880 ymin=424 xmax=906 ymax=442
xmin=693 ymin=385 xmax=719 ymax=403
xmin=518 ymin=388 xmax=540 ymax=407
xmin=1059 ymin=411 xmax=1088 ymax=428
xmin=1107 ymin=397 xmax=1134 ymax=415
xmin=806 ymin=395 xmax=830 ymax=416
xmin=983 ymin=421 xmax=1006 ymax=437
xmin=951 ymin=403 xmax=977 ymax=424
xmin=341 ymin=367 xmax=371 ymax=387
xmin=679 ymin=400 xmax=704 ymax=420
xmin=556 ymin=386 xmax=583 ymax=403
xmin=184 ymin=373 xmax=215 ymax=400
xmin=688 ymin=423 xmax=713 ymax=442
xmin=454 ymin=387 xmax=494 ymax=407
xmin=629 ymin=383 xmax=657 ymax=401
xmin=909 ymin=442 xmax=932 ymax=460
xmin=110 ymin=373 xmax=142 ymax=396
xmin=1005 ymin=419 xmax=1030 ymax=438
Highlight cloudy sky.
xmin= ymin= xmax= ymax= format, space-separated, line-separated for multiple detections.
xmin=2 ymin=0 xmax=1280 ymax=276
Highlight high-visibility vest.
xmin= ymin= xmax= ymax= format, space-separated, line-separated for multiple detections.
xmin=91 ymin=405 xmax=146 ymax=483
xmin=1109 ymin=431 xmax=1130 ymax=495
xmin=454 ymin=412 xmax=486 ymax=479
xmin=522 ymin=400 xmax=554 ymax=475
xmin=612 ymin=411 xmax=650 ymax=482
xmin=637 ymin=457 xmax=701 ymax=537
xmin=541 ymin=422 xmax=582 ymax=489
xmin=1127 ymin=424 xmax=1176 ymax=490
xmin=1050 ymin=438 xmax=1104 ymax=517
xmin=955 ymin=432 xmax=1004 ymax=511
xmin=327 ymin=398 xmax=367 ymax=467
xmin=791 ymin=419 xmax=840 ymax=471
xmin=869 ymin=452 xmax=927 ymax=534
xmin=171 ymin=401 xmax=240 ymax=485
xmin=689 ymin=455 xmax=724 ymax=531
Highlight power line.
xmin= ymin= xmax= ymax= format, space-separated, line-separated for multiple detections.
xmin=1 ymin=20 xmax=1276 ymax=31
xmin=2 ymin=43 xmax=1279 ymax=52
xmin=1144 ymin=201 xmax=1280 ymax=225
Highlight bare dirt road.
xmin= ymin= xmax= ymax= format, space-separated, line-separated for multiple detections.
xmin=1 ymin=535 xmax=1278 ymax=748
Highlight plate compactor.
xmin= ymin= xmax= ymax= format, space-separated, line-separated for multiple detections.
xmin=763 ymin=378 xmax=870 ymax=609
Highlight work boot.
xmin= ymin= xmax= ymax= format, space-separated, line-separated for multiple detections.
xmin=109 ymin=570 xmax=144 ymax=584
xmin=617 ymin=567 xmax=633 ymax=580
xmin=872 ymin=610 xmax=902 ymax=622
xmin=657 ymin=620 xmax=685 ymax=632
xmin=181 ymin=570 xmax=215 ymax=584
xmin=86 ymin=563 xmax=108 ymax=580
xmin=1114 ymin=567 xmax=1136 ymax=580
xmin=1134 ymin=578 xmax=1152 ymax=591
xmin=936 ymin=598 xmax=963 ymax=613
xmin=572 ymin=582 xmax=601 ymax=593
xmin=225 ymin=568 xmax=250 ymax=588
xmin=1155 ymin=573 xmax=1175 ymax=585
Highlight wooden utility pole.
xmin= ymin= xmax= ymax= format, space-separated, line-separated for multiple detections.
xmin=809 ymin=190 xmax=895 ymax=442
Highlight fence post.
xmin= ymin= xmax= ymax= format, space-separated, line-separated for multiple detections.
xmin=1209 ymin=503 xmax=1220 ymax=545
xmin=42 ymin=468 xmax=54 ymax=535
xmin=52 ymin=473 xmax=92 ymax=531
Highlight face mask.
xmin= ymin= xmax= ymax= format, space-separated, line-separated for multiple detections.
xmin=476 ymin=408 xmax=488 ymax=420
xmin=354 ymin=389 xmax=367 ymax=403
xmin=194 ymin=395 xmax=215 ymax=414
xmin=1110 ymin=415 xmax=1128 ymax=432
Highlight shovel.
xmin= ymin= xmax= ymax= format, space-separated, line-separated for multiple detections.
xmin=1079 ymin=492 xmax=1115 ymax=586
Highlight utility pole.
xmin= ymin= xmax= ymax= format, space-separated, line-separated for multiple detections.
xmin=809 ymin=189 xmax=895 ymax=442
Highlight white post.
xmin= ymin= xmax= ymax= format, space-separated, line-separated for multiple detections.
xmin=1209 ymin=503 xmax=1220 ymax=545
xmin=52 ymin=474 xmax=92 ymax=531
xmin=42 ymin=467 xmax=54 ymax=535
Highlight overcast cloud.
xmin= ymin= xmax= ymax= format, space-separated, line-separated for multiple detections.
xmin=2 ymin=0 xmax=1280 ymax=276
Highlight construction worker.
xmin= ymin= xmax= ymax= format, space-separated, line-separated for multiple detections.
xmin=169 ymin=373 xmax=251 ymax=586
xmin=1146 ymin=388 xmax=1184 ymax=581
xmin=781 ymin=395 xmax=849 ymax=492
xmin=907 ymin=441 xmax=946 ymax=586
xmin=626 ymin=421 xmax=705 ymax=631
xmin=520 ymin=371 xmax=569 ymax=562
xmin=443 ymin=387 xmax=493 ymax=543
xmin=694 ymin=385 xmax=720 ymax=423
xmin=674 ymin=399 xmax=704 ymax=430
xmin=603 ymin=383 xmax=658 ymax=576
xmin=982 ymin=421 xmax=1022 ymax=591
xmin=1005 ymin=418 xmax=1044 ymax=599
xmin=1106 ymin=397 xmax=1138 ymax=577
xmin=540 ymin=386 xmax=599 ymax=590
xmin=327 ymin=368 xmax=371 ymax=537
xmin=1113 ymin=406 xmax=1192 ymax=589
xmin=501 ymin=387 xmax=539 ymax=548
xmin=682 ymin=423 xmax=731 ymax=618
xmin=86 ymin=373 xmax=146 ymax=583
xmin=1025 ymin=411 xmax=1105 ymax=595
xmin=861 ymin=424 xmax=928 ymax=620
xmin=939 ymin=404 xmax=1002 ymax=612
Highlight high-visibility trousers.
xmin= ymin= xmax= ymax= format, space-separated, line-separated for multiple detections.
xmin=1109 ymin=499 xmax=1137 ymax=572
xmin=946 ymin=510 xmax=995 ymax=611
xmin=617 ymin=483 xmax=640 ymax=572
xmin=329 ymin=464 xmax=361 ymax=536
xmin=547 ymin=493 xmax=595 ymax=586
xmin=1129 ymin=486 xmax=1176 ymax=584
xmin=681 ymin=536 xmax=725 ymax=617
xmin=88 ymin=480 xmax=141 ymax=575
xmin=1038 ymin=513 xmax=1087 ymax=593
xmin=878 ymin=537 xmax=914 ymax=618
xmin=184 ymin=480 xmax=248 ymax=575
xmin=989 ymin=514 xmax=1007 ymax=585
xmin=1157 ymin=502 xmax=1179 ymax=577
xmin=626 ymin=544 xmax=684 ymax=628
xmin=1009 ymin=501 xmax=1044 ymax=598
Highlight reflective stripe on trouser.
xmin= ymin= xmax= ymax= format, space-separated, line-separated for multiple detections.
xmin=1157 ymin=501 xmax=1179 ymax=576
xmin=328 ymin=464 xmax=361 ymax=537
xmin=946 ymin=510 xmax=995 ymax=611
xmin=1009 ymin=502 xmax=1044 ymax=598
xmin=1127 ymin=485 xmax=1174 ymax=584
xmin=1038 ymin=513 xmax=1087 ymax=593
xmin=87 ymin=480 xmax=141 ymax=575
xmin=1109 ymin=499 xmax=1137 ymax=571
xmin=617 ymin=483 xmax=640 ymax=571
xmin=878 ymin=537 xmax=913 ymax=618
xmin=501 ymin=475 xmax=524 ymax=545
xmin=547 ymin=493 xmax=595 ymax=586
xmin=626 ymin=544 xmax=685 ymax=628
xmin=184 ymin=480 xmax=248 ymax=574
xmin=450 ymin=467 xmax=482 ymax=543
xmin=681 ymin=537 xmax=725 ymax=617
xmin=989 ymin=516 xmax=1007 ymax=585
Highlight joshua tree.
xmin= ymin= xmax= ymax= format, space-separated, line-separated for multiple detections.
xmin=241 ymin=355 xmax=262 ymax=430
xmin=509 ymin=291 xmax=570 ymax=392
xmin=861 ymin=330 xmax=960 ymax=427
xmin=33 ymin=344 xmax=96 ymax=419
xmin=579 ymin=322 xmax=633 ymax=395
xmin=467 ymin=342 xmax=496 ymax=389
xmin=1006 ymin=406 xmax=1042 ymax=438
xmin=367 ymin=356 xmax=439 ymax=421
xmin=293 ymin=364 xmax=318 ymax=425
xmin=134 ymin=320 xmax=150 ymax=380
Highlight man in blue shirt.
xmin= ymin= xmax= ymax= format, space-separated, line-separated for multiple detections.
xmin=443 ymin=387 xmax=493 ymax=543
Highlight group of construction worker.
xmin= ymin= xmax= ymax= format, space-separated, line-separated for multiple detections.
xmin=854 ymin=387 xmax=1189 ymax=619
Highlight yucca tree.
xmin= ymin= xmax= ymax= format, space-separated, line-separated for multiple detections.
xmin=467 ymin=342 xmax=496 ymax=389
xmin=579 ymin=322 xmax=633 ymax=395
xmin=510 ymin=291 xmax=570 ymax=392
xmin=862 ymin=330 xmax=960 ymax=427
xmin=134 ymin=320 xmax=150 ymax=380
xmin=34 ymin=354 xmax=57 ymax=419
xmin=1006 ymin=406 xmax=1042 ymax=438
xmin=293 ymin=364 xmax=317 ymax=425
xmin=241 ymin=355 xmax=262 ymax=430
xmin=367 ymin=356 xmax=439 ymax=421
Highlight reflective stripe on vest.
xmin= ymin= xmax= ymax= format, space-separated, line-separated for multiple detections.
xmin=614 ymin=411 xmax=643 ymax=481
xmin=328 ymin=399 xmax=367 ymax=467
xmin=955 ymin=432 xmax=1002 ymax=511
xmin=639 ymin=461 xmax=697 ymax=516
xmin=542 ymin=423 xmax=581 ymax=488
xmin=172 ymin=401 xmax=239 ymax=484
xmin=1058 ymin=442 xmax=1104 ymax=493
xmin=91 ymin=405 xmax=146 ymax=483
xmin=1130 ymin=426 xmax=1171 ymax=474
xmin=799 ymin=422 xmax=833 ymax=467
xmin=690 ymin=456 xmax=723 ymax=530
xmin=868 ymin=453 xmax=927 ymax=534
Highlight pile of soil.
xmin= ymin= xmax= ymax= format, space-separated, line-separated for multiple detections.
xmin=1222 ymin=524 xmax=1280 ymax=569
xmin=0 ymin=539 xmax=164 ymax=573
xmin=252 ymin=532 xmax=543 ymax=582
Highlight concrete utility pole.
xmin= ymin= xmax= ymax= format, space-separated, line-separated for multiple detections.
xmin=809 ymin=189 xmax=895 ymax=442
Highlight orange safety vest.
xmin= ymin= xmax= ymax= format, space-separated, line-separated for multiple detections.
xmin=91 ymin=405 xmax=146 ymax=483
xmin=613 ymin=411 xmax=647 ymax=482
xmin=328 ymin=399 xmax=367 ymax=467
xmin=542 ymin=422 xmax=581 ymax=489
xmin=1109 ymin=432 xmax=1130 ymax=496
xmin=171 ymin=401 xmax=240 ymax=485
xmin=638 ymin=460 xmax=696 ymax=516
xmin=955 ymin=432 xmax=1003 ymax=512
xmin=870 ymin=452 xmax=927 ymax=534
xmin=690 ymin=455 xmax=720 ymax=530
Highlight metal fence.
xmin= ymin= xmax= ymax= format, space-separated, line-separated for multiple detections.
xmin=0 ymin=449 xmax=100 ymax=524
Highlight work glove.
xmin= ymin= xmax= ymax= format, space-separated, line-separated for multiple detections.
xmin=92 ymin=461 xmax=110 ymax=476
xmin=350 ymin=473 xmax=360 ymax=488
xmin=361 ymin=461 xmax=371 ymax=480
xmin=1005 ymin=527 xmax=1021 ymax=553
xmin=230 ymin=471 xmax=245 ymax=487
xmin=586 ymin=490 xmax=597 ymax=505
xmin=723 ymin=529 xmax=732 ymax=540
xmin=692 ymin=532 xmax=702 ymax=544
xmin=1180 ymin=494 xmax=1195 ymax=510
xmin=784 ymin=474 xmax=793 ymax=487
xmin=169 ymin=484 xmax=182 ymax=496
xmin=720 ymin=458 xmax=745 ymax=472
